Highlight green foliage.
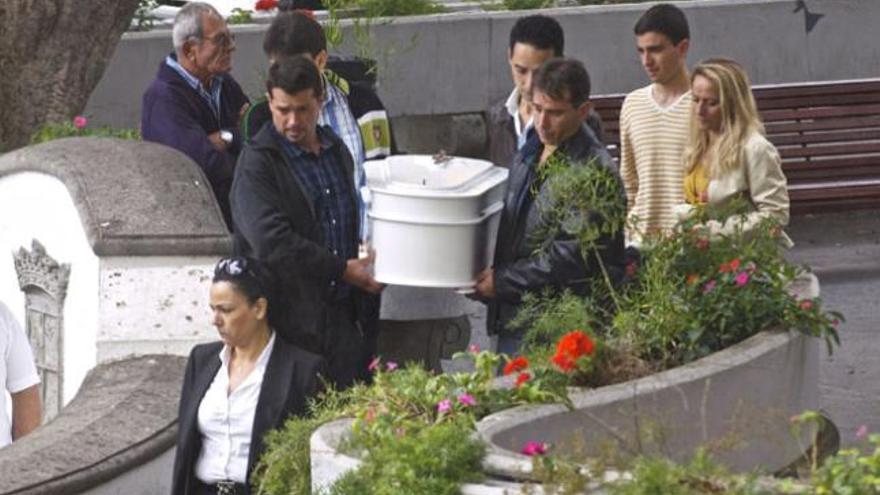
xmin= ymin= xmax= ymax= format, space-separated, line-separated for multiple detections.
xmin=533 ymin=155 xmax=628 ymax=259
xmin=510 ymin=289 xmax=601 ymax=353
xmin=30 ymin=119 xmax=140 ymax=144
xmin=613 ymin=204 xmax=841 ymax=367
xmin=607 ymin=450 xmax=766 ymax=495
xmin=252 ymin=389 xmax=352 ymax=495
xmin=810 ymin=433 xmax=880 ymax=494
xmin=332 ymin=0 xmax=446 ymax=17
xmin=502 ymin=0 xmax=557 ymax=10
xmin=227 ymin=8 xmax=254 ymax=25
xmin=253 ymin=351 xmax=569 ymax=494
xmin=331 ymin=416 xmax=485 ymax=495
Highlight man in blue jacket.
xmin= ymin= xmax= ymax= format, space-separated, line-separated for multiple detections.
xmin=141 ymin=2 xmax=250 ymax=229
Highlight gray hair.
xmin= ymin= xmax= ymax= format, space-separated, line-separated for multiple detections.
xmin=172 ymin=2 xmax=222 ymax=52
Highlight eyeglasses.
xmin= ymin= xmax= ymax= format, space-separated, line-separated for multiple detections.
xmin=203 ymin=31 xmax=235 ymax=49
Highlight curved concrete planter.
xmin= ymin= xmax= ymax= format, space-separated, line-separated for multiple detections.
xmin=312 ymin=275 xmax=822 ymax=490
xmin=478 ymin=274 xmax=821 ymax=481
xmin=478 ymin=328 xmax=820 ymax=482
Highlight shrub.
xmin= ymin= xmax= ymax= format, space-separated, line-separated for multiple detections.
xmin=31 ymin=116 xmax=140 ymax=144
xmin=810 ymin=430 xmax=880 ymax=494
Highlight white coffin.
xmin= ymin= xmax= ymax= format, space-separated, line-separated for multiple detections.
xmin=365 ymin=155 xmax=508 ymax=289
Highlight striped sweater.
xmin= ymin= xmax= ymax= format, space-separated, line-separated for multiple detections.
xmin=619 ymin=85 xmax=692 ymax=244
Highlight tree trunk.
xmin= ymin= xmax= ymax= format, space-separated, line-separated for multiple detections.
xmin=0 ymin=0 xmax=139 ymax=152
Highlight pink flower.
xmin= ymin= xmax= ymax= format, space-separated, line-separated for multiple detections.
xmin=385 ymin=361 xmax=398 ymax=372
xmin=702 ymin=280 xmax=717 ymax=293
xmin=696 ymin=238 xmax=710 ymax=250
xmin=437 ymin=399 xmax=452 ymax=414
xmin=468 ymin=344 xmax=481 ymax=354
xmin=521 ymin=441 xmax=547 ymax=456
xmin=799 ymin=300 xmax=814 ymax=311
xmin=856 ymin=425 xmax=869 ymax=440
xmin=734 ymin=271 xmax=750 ymax=287
xmin=457 ymin=393 xmax=477 ymax=407
xmin=367 ymin=357 xmax=380 ymax=372
xmin=72 ymin=115 xmax=87 ymax=129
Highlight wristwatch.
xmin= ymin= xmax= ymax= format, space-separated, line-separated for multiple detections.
xmin=219 ymin=130 xmax=234 ymax=145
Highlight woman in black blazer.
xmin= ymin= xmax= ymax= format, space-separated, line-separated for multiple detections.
xmin=171 ymin=257 xmax=326 ymax=495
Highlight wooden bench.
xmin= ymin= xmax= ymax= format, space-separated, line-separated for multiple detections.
xmin=592 ymin=78 xmax=880 ymax=214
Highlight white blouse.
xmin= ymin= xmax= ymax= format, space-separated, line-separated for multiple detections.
xmin=194 ymin=332 xmax=275 ymax=483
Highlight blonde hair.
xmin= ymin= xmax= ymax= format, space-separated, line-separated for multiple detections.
xmin=683 ymin=58 xmax=764 ymax=177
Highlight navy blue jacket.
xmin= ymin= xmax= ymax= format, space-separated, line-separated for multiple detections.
xmin=141 ymin=56 xmax=249 ymax=228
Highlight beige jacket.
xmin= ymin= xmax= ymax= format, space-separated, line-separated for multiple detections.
xmin=676 ymin=132 xmax=793 ymax=246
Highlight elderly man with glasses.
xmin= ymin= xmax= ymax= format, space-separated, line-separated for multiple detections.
xmin=142 ymin=2 xmax=250 ymax=229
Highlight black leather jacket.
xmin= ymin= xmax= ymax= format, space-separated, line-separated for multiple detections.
xmin=488 ymin=124 xmax=626 ymax=335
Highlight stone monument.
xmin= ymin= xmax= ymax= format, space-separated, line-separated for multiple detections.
xmin=13 ymin=240 xmax=70 ymax=421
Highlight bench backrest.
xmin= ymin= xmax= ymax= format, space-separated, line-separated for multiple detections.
xmin=592 ymin=78 xmax=880 ymax=213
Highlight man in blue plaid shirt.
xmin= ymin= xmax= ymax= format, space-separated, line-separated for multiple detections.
xmin=231 ymin=56 xmax=383 ymax=389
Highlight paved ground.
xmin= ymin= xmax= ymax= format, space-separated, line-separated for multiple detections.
xmin=787 ymin=211 xmax=880 ymax=447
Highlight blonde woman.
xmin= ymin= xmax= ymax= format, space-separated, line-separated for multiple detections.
xmin=679 ymin=58 xmax=791 ymax=245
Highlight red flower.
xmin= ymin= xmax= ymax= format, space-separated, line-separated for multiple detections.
xmin=686 ymin=274 xmax=699 ymax=285
xmin=515 ymin=372 xmax=531 ymax=387
xmin=695 ymin=238 xmax=710 ymax=250
xmin=719 ymin=258 xmax=741 ymax=274
xmin=551 ymin=330 xmax=595 ymax=372
xmin=503 ymin=356 xmax=529 ymax=376
xmin=255 ymin=0 xmax=278 ymax=10
xmin=799 ymin=300 xmax=814 ymax=311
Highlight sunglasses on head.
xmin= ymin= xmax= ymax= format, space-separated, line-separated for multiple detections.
xmin=215 ymin=257 xmax=250 ymax=277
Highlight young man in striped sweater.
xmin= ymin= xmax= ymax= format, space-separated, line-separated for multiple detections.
xmin=619 ymin=4 xmax=692 ymax=245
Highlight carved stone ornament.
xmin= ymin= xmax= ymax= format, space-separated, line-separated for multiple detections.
xmin=13 ymin=240 xmax=71 ymax=421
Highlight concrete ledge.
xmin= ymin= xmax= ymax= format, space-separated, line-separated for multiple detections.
xmin=0 ymin=355 xmax=185 ymax=495
xmin=477 ymin=328 xmax=821 ymax=480
xmin=86 ymin=0 xmax=880 ymax=131
xmin=0 ymin=138 xmax=231 ymax=257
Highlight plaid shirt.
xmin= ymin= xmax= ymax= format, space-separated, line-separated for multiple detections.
xmin=272 ymin=125 xmax=357 ymax=299
xmin=320 ymin=76 xmax=369 ymax=241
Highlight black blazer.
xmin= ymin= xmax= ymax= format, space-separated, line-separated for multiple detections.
xmin=170 ymin=337 xmax=326 ymax=495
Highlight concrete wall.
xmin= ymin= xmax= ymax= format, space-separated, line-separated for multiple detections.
xmin=85 ymin=0 xmax=879 ymax=131
xmin=82 ymin=448 xmax=174 ymax=495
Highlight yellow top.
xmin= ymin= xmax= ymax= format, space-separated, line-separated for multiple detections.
xmin=684 ymin=162 xmax=709 ymax=205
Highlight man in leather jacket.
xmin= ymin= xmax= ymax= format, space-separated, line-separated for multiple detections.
xmin=473 ymin=58 xmax=626 ymax=356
